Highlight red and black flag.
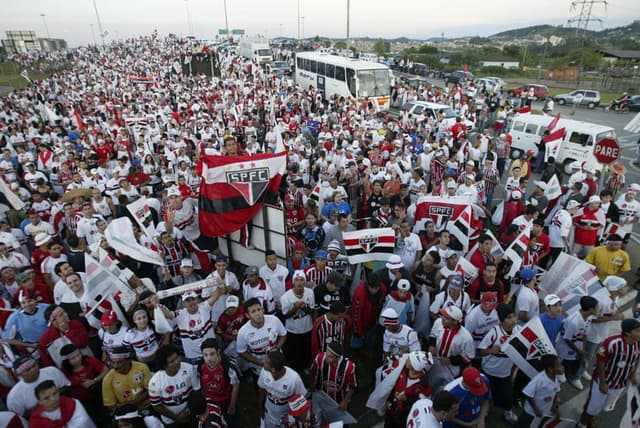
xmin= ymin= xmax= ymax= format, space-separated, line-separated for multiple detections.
xmin=198 ymin=152 xmax=286 ymax=238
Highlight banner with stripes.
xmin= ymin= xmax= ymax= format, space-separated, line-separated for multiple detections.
xmin=343 ymin=228 xmax=395 ymax=264
xmin=504 ymin=222 xmax=532 ymax=278
xmin=538 ymin=252 xmax=601 ymax=314
xmin=199 ymin=152 xmax=286 ymax=238
xmin=127 ymin=197 xmax=157 ymax=239
xmin=501 ymin=317 xmax=556 ymax=378
xmin=83 ymin=256 xmax=130 ymax=330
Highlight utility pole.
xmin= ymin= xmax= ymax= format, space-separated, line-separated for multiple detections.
xmin=568 ymin=0 xmax=607 ymax=86
xmin=40 ymin=14 xmax=50 ymax=38
xmin=92 ymin=0 xmax=106 ymax=45
xmin=223 ymin=0 xmax=230 ymax=42
xmin=297 ymin=0 xmax=301 ymax=40
xmin=346 ymin=0 xmax=350 ymax=43
xmin=184 ymin=0 xmax=194 ymax=35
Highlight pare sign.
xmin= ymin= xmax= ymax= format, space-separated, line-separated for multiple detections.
xmin=593 ymin=138 xmax=620 ymax=164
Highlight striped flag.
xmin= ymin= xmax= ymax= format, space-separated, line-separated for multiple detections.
xmin=448 ymin=205 xmax=472 ymax=253
xmin=600 ymin=222 xmax=622 ymax=241
xmin=71 ymin=107 xmax=85 ymax=131
xmin=547 ymin=113 xmax=561 ymax=131
xmin=504 ymin=223 xmax=532 ymax=278
xmin=343 ymin=228 xmax=395 ymax=264
xmin=501 ymin=317 xmax=556 ymax=378
xmin=465 ymin=229 xmax=503 ymax=260
xmin=544 ymin=127 xmax=565 ymax=162
xmin=83 ymin=256 xmax=131 ymax=329
xmin=543 ymin=174 xmax=562 ymax=200
xmin=199 ymin=152 xmax=286 ymax=238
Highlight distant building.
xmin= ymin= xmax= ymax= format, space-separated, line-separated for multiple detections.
xmin=479 ymin=56 xmax=520 ymax=69
xmin=597 ymin=49 xmax=640 ymax=64
xmin=1 ymin=30 xmax=67 ymax=55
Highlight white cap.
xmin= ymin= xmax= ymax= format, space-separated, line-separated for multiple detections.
xmin=603 ymin=276 xmax=627 ymax=292
xmin=585 ymin=195 xmax=601 ymax=205
xmin=408 ymin=350 xmax=433 ymax=371
xmin=225 ymin=295 xmax=240 ymax=308
xmin=385 ymin=255 xmax=404 ymax=270
xmin=566 ymin=200 xmax=581 ymax=210
xmin=543 ymin=294 xmax=561 ymax=306
xmin=447 ymin=181 xmax=457 ymax=189
xmin=166 ymin=187 xmax=181 ymax=197
xmin=397 ymin=279 xmax=411 ymax=291
xmin=511 ymin=190 xmax=522 ymax=200
xmin=292 ymin=270 xmax=306 ymax=281
xmin=182 ymin=291 xmax=198 ymax=301
xmin=381 ymin=307 xmax=399 ymax=319
xmin=534 ymin=180 xmax=547 ymax=190
xmin=180 ymin=259 xmax=193 ymax=268
xmin=439 ymin=305 xmax=463 ymax=322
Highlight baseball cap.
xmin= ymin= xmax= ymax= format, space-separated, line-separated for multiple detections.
xmin=284 ymin=194 xmax=294 ymax=202
xmin=397 ymin=279 xmax=411 ymax=291
xmin=293 ymin=242 xmax=306 ymax=252
xmin=448 ymin=274 xmax=464 ymax=290
xmin=166 ymin=187 xmax=181 ymax=197
xmin=288 ymin=394 xmax=312 ymax=417
xmin=381 ymin=308 xmax=399 ymax=326
xmin=408 ymin=350 xmax=433 ymax=372
xmin=100 ymin=310 xmax=118 ymax=326
xmin=292 ymin=270 xmax=306 ymax=281
xmin=180 ymin=259 xmax=193 ymax=268
xmin=245 ymin=266 xmax=259 ymax=275
xmin=327 ymin=240 xmax=341 ymax=252
xmin=603 ymin=276 xmax=627 ymax=292
xmin=534 ymin=180 xmax=547 ymax=190
xmin=215 ymin=255 xmax=229 ymax=263
xmin=181 ymin=291 xmax=199 ymax=301
xmin=443 ymin=249 xmax=457 ymax=259
xmin=439 ymin=305 xmax=463 ymax=322
xmin=520 ymin=268 xmax=540 ymax=282
xmin=566 ymin=200 xmax=581 ymax=210
xmin=314 ymin=250 xmax=328 ymax=260
xmin=447 ymin=181 xmax=457 ymax=189
xmin=225 ymin=295 xmax=239 ymax=309
xmin=481 ymin=292 xmax=498 ymax=311
xmin=544 ymin=294 xmax=561 ymax=306
xmin=462 ymin=367 xmax=489 ymax=396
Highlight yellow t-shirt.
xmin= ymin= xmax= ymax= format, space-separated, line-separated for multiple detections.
xmin=102 ymin=361 xmax=152 ymax=410
xmin=585 ymin=246 xmax=631 ymax=281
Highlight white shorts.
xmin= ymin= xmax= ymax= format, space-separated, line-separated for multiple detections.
xmin=585 ymin=381 xmax=625 ymax=416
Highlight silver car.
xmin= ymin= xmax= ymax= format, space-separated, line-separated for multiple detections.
xmin=554 ymin=90 xmax=601 ymax=109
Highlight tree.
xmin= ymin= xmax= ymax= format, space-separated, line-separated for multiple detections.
xmin=373 ymin=39 xmax=387 ymax=57
xmin=334 ymin=41 xmax=347 ymax=50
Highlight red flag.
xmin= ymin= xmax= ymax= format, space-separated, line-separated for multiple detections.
xmin=543 ymin=127 xmax=565 ymax=143
xmin=547 ymin=113 xmax=560 ymax=131
xmin=518 ymin=105 xmax=531 ymax=114
xmin=71 ymin=108 xmax=85 ymax=131
xmin=543 ymin=127 xmax=565 ymax=162
xmin=463 ymin=64 xmax=469 ymax=72
xmin=198 ymin=152 xmax=287 ymax=237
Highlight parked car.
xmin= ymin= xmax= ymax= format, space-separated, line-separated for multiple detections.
xmin=508 ymin=84 xmax=549 ymax=100
xmin=554 ymin=90 xmax=601 ymax=109
xmin=629 ymin=95 xmax=640 ymax=112
xmin=399 ymin=101 xmax=475 ymax=131
xmin=476 ymin=77 xmax=504 ymax=93
xmin=445 ymin=70 xmax=474 ymax=85
xmin=410 ymin=63 xmax=430 ymax=76
xmin=266 ymin=61 xmax=291 ymax=75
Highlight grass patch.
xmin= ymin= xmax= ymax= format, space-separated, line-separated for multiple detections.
xmin=0 ymin=61 xmax=50 ymax=94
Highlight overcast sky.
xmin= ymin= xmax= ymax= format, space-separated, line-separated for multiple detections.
xmin=1 ymin=0 xmax=638 ymax=47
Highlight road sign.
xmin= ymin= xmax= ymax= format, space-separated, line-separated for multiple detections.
xmin=593 ymin=138 xmax=620 ymax=164
xmin=218 ymin=29 xmax=228 ymax=35
xmin=231 ymin=29 xmax=244 ymax=35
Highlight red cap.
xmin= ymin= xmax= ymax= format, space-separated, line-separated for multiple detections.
xmin=288 ymin=394 xmax=311 ymax=417
xmin=100 ymin=310 xmax=118 ymax=326
xmin=481 ymin=292 xmax=498 ymax=311
xmin=284 ymin=194 xmax=294 ymax=202
xmin=293 ymin=242 xmax=306 ymax=252
xmin=462 ymin=367 xmax=488 ymax=396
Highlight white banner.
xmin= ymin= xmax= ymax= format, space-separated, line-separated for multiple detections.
xmin=0 ymin=178 xmax=26 ymax=210
xmin=105 ymin=217 xmax=165 ymax=266
xmin=504 ymin=223 xmax=532 ymax=278
xmin=544 ymin=174 xmax=562 ymax=201
xmin=127 ymin=198 xmax=157 ymax=239
xmin=83 ymin=256 xmax=131 ymax=329
xmin=156 ymin=277 xmax=222 ymax=300
xmin=624 ymin=113 xmax=640 ymax=134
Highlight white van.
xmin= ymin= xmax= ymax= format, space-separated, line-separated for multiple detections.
xmin=239 ymin=38 xmax=273 ymax=65
xmin=507 ymin=114 xmax=617 ymax=174
xmin=401 ymin=101 xmax=475 ymax=131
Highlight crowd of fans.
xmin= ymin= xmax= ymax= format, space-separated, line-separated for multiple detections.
xmin=0 ymin=33 xmax=638 ymax=428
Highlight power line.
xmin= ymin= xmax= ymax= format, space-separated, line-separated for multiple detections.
xmin=567 ymin=0 xmax=607 ymax=85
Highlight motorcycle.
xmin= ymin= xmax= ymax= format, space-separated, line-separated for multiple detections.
xmin=606 ymin=98 xmax=629 ymax=112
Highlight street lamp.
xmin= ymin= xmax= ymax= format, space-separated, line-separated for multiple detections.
xmin=297 ymin=0 xmax=301 ymax=40
xmin=92 ymin=0 xmax=106 ymax=45
xmin=40 ymin=14 xmax=50 ymax=38
xmin=184 ymin=0 xmax=194 ymax=35
xmin=301 ymin=16 xmax=305 ymax=40
xmin=223 ymin=0 xmax=230 ymax=41
xmin=346 ymin=0 xmax=350 ymax=43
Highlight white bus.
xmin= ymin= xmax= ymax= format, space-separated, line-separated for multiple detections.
xmin=295 ymin=52 xmax=392 ymax=110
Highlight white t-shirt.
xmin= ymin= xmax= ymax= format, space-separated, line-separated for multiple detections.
xmin=24 ymin=221 xmax=54 ymax=241
xmin=37 ymin=398 xmax=95 ymax=428
xmin=242 ymin=281 xmax=276 ymax=314
xmin=257 ymin=366 xmax=306 ymax=405
xmin=516 ymin=287 xmax=540 ymax=325
xmin=148 ymin=362 xmax=200 ymax=424
xmin=549 ymin=209 xmax=572 ymax=248
xmin=6 ymin=366 xmax=70 ymax=417
xmin=122 ymin=327 xmax=159 ymax=359
xmin=76 ymin=215 xmax=105 ymax=246
xmin=383 ymin=325 xmax=420 ymax=357
xmin=172 ymin=198 xmax=200 ymax=242
xmin=174 ymin=302 xmax=215 ymax=359
xmin=236 ymin=315 xmax=287 ymax=374
xmin=280 ymin=288 xmax=315 ymax=334
xmin=406 ymin=398 xmax=442 ymax=428
xmin=615 ymin=197 xmax=640 ymax=234
xmin=41 ymin=254 xmax=68 ymax=284
xmin=98 ymin=326 xmax=128 ymax=359
xmin=398 ymin=233 xmax=422 ymax=269
xmin=479 ymin=324 xmax=519 ymax=378
xmin=587 ymin=292 xmax=618 ymax=344
xmin=201 ymin=270 xmax=240 ymax=326
xmin=522 ymin=370 xmax=562 ymax=417
xmin=430 ymin=290 xmax=472 ymax=316
xmin=259 ymin=264 xmax=289 ymax=304
xmin=556 ymin=311 xmax=591 ymax=361
xmin=464 ymin=306 xmax=500 ymax=346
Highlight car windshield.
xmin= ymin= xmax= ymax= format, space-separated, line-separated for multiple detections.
xmin=597 ymin=130 xmax=616 ymax=141
xmin=272 ymin=61 xmax=288 ymax=68
xmin=256 ymin=48 xmax=272 ymax=56
xmin=438 ymin=107 xmax=457 ymax=119
xmin=357 ymin=69 xmax=391 ymax=97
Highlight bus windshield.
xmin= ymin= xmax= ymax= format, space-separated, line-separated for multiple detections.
xmin=357 ymin=69 xmax=390 ymax=97
xmin=256 ymin=48 xmax=272 ymax=56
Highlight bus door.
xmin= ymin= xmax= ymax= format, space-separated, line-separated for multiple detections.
xmin=317 ymin=75 xmax=326 ymax=99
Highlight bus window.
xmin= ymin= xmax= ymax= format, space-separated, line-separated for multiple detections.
xmin=297 ymin=57 xmax=303 ymax=69
xmin=512 ymin=121 xmax=525 ymax=132
xmin=302 ymin=58 xmax=309 ymax=71
xmin=347 ymin=68 xmax=356 ymax=97
xmin=309 ymin=60 xmax=317 ymax=74
xmin=317 ymin=62 xmax=325 ymax=76
xmin=335 ymin=66 xmax=345 ymax=81
xmin=326 ymin=64 xmax=335 ymax=79
xmin=525 ymin=123 xmax=538 ymax=134
xmin=357 ymin=69 xmax=391 ymax=97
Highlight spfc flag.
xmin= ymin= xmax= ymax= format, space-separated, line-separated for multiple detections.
xmin=504 ymin=222 xmax=531 ymax=278
xmin=415 ymin=196 xmax=468 ymax=233
xmin=501 ymin=317 xmax=556 ymax=378
xmin=343 ymin=228 xmax=395 ymax=264
xmin=199 ymin=152 xmax=286 ymax=237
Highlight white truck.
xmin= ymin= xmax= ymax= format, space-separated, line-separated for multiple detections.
xmin=239 ymin=38 xmax=273 ymax=65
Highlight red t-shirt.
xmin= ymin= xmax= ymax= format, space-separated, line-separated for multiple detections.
xmin=64 ymin=356 xmax=105 ymax=401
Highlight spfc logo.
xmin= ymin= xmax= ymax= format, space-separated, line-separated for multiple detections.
xmin=428 ymin=205 xmax=454 ymax=231
xmin=358 ymin=233 xmax=379 ymax=253
xmin=226 ymin=164 xmax=270 ymax=205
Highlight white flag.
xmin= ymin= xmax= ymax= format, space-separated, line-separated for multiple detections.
xmin=501 ymin=317 xmax=556 ymax=379
xmin=544 ymin=174 xmax=562 ymax=200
